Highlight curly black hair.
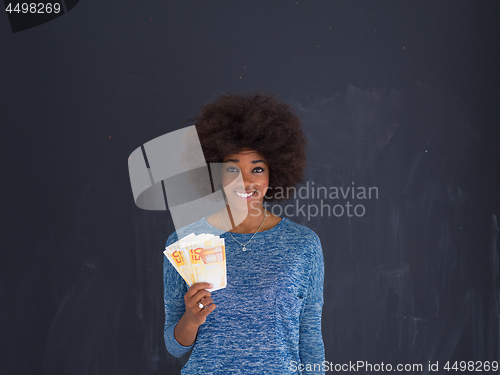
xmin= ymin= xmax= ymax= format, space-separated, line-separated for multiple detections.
xmin=183 ymin=91 xmax=307 ymax=203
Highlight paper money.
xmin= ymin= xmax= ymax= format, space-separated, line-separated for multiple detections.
xmin=164 ymin=233 xmax=226 ymax=291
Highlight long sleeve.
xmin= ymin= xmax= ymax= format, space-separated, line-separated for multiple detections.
xmin=160 ymin=217 xmax=324 ymax=373
xmin=298 ymin=234 xmax=325 ymax=374
xmin=163 ymin=234 xmax=194 ymax=358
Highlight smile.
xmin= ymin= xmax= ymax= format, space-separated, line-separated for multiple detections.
xmin=234 ymin=190 xmax=256 ymax=198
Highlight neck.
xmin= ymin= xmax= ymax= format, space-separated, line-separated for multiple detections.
xmin=222 ymin=205 xmax=267 ymax=234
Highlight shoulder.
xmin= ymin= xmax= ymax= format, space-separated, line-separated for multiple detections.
xmin=277 ymin=219 xmax=324 ymax=285
xmin=279 ymin=218 xmax=322 ymax=247
xmin=276 ymin=218 xmax=323 ymax=263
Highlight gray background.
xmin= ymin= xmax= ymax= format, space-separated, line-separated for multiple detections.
xmin=1 ymin=1 xmax=499 ymax=374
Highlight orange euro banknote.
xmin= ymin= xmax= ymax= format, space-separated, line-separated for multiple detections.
xmin=164 ymin=233 xmax=226 ymax=292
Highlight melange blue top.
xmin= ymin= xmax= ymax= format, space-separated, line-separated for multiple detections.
xmin=163 ymin=216 xmax=325 ymax=374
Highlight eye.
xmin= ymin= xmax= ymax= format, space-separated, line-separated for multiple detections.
xmin=253 ymin=167 xmax=265 ymax=173
xmin=226 ymin=166 xmax=239 ymax=173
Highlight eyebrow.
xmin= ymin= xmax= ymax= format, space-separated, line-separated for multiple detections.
xmin=224 ymin=159 xmax=267 ymax=165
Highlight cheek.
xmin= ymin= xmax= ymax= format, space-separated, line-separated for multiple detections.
xmin=221 ymin=171 xmax=243 ymax=188
xmin=222 ymin=179 xmax=237 ymax=194
xmin=263 ymin=171 xmax=270 ymax=186
xmin=221 ymin=174 xmax=230 ymax=187
xmin=259 ymin=175 xmax=270 ymax=192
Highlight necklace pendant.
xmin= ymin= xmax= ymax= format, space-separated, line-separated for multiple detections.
xmin=242 ymin=246 xmax=247 ymax=251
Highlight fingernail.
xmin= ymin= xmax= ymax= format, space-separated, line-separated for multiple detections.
xmin=209 ymin=284 xmax=213 ymax=288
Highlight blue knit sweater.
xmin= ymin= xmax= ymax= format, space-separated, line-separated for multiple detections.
xmin=163 ymin=216 xmax=325 ymax=374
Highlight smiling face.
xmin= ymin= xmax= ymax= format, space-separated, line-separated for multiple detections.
xmin=221 ymin=149 xmax=269 ymax=215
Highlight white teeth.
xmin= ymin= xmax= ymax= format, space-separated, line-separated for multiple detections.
xmin=235 ymin=191 xmax=255 ymax=197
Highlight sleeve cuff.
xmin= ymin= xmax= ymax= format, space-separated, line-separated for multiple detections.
xmin=164 ymin=322 xmax=194 ymax=358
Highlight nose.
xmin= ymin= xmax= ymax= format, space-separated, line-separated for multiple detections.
xmin=240 ymin=170 xmax=255 ymax=187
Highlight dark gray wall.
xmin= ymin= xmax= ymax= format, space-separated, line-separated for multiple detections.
xmin=1 ymin=1 xmax=499 ymax=374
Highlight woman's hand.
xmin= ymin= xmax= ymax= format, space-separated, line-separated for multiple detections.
xmin=174 ymin=282 xmax=217 ymax=347
xmin=183 ymin=282 xmax=217 ymax=327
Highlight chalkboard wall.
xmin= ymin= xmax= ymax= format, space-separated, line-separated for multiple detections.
xmin=1 ymin=1 xmax=498 ymax=374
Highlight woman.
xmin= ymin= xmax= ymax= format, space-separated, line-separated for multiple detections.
xmin=163 ymin=91 xmax=325 ymax=374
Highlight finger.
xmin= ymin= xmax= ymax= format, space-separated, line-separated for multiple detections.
xmin=201 ymin=297 xmax=213 ymax=306
xmin=189 ymin=289 xmax=211 ymax=303
xmin=197 ymin=297 xmax=214 ymax=309
xmin=185 ymin=282 xmax=213 ymax=298
xmin=195 ymin=289 xmax=212 ymax=300
xmin=200 ymin=303 xmax=216 ymax=317
xmin=186 ymin=290 xmax=211 ymax=309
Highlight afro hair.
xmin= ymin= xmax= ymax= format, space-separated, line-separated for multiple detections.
xmin=184 ymin=91 xmax=307 ymax=203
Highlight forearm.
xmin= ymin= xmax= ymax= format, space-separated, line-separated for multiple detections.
xmin=174 ymin=312 xmax=200 ymax=347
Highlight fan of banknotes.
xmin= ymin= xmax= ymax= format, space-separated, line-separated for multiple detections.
xmin=164 ymin=233 xmax=227 ymax=291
